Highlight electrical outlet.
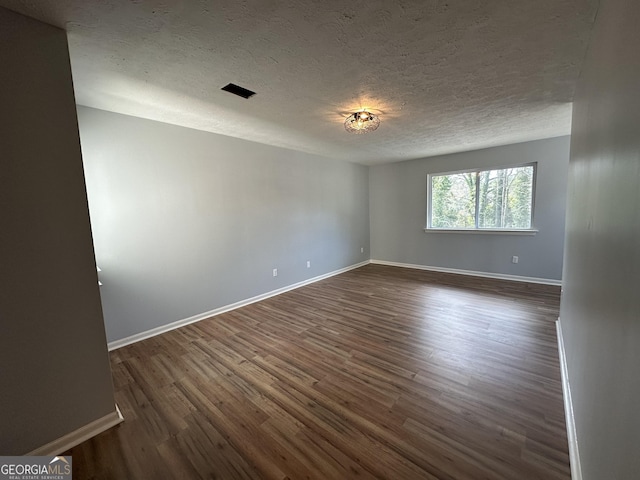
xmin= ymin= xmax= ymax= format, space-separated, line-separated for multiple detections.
xmin=360 ymin=247 xmax=364 ymax=253
xmin=512 ymin=256 xmax=519 ymax=264
xmin=306 ymin=261 xmax=311 ymax=268
xmin=272 ymin=268 xmax=278 ymax=277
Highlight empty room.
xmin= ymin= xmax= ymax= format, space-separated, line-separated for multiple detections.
xmin=1 ymin=1 xmax=639 ymax=479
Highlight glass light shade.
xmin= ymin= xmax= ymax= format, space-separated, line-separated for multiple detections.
xmin=344 ymin=111 xmax=380 ymax=133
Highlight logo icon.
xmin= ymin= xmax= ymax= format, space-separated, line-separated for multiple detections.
xmin=0 ymin=456 xmax=72 ymax=479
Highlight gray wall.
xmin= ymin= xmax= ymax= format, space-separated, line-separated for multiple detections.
xmin=369 ymin=137 xmax=570 ymax=281
xmin=0 ymin=8 xmax=116 ymax=454
xmin=560 ymin=0 xmax=640 ymax=478
xmin=78 ymin=107 xmax=370 ymax=344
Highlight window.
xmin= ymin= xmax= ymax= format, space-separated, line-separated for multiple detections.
xmin=427 ymin=164 xmax=536 ymax=231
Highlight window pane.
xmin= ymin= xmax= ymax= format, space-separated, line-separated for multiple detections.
xmin=477 ymin=166 xmax=533 ymax=229
xmin=430 ymin=172 xmax=476 ymax=228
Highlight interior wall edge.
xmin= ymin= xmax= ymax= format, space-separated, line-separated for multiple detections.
xmin=107 ymin=260 xmax=371 ymax=351
xmin=556 ymin=319 xmax=583 ymax=480
xmin=26 ymin=405 xmax=124 ymax=456
xmin=370 ymin=259 xmax=562 ymax=286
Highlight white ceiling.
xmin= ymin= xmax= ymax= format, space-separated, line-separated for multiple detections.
xmin=1 ymin=0 xmax=598 ymax=165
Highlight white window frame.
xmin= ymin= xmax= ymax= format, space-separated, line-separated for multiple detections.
xmin=425 ymin=162 xmax=538 ymax=235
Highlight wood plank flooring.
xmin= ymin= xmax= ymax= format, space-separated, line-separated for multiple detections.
xmin=67 ymin=264 xmax=569 ymax=479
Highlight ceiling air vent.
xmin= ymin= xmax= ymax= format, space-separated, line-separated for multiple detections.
xmin=221 ymin=83 xmax=256 ymax=99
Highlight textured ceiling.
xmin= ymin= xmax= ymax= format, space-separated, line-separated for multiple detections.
xmin=1 ymin=0 xmax=598 ymax=164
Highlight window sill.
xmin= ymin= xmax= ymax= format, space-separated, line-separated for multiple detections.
xmin=424 ymin=228 xmax=538 ymax=236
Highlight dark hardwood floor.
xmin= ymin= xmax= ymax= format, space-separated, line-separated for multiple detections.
xmin=67 ymin=264 xmax=569 ymax=479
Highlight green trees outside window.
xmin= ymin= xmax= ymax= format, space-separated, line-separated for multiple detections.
xmin=429 ymin=165 xmax=535 ymax=229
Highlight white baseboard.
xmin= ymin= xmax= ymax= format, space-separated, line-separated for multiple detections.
xmin=370 ymin=259 xmax=562 ymax=286
xmin=27 ymin=404 xmax=124 ymax=456
xmin=556 ymin=320 xmax=583 ymax=480
xmin=108 ymin=261 xmax=371 ymax=351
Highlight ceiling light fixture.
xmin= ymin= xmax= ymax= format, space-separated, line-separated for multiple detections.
xmin=344 ymin=110 xmax=380 ymax=134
